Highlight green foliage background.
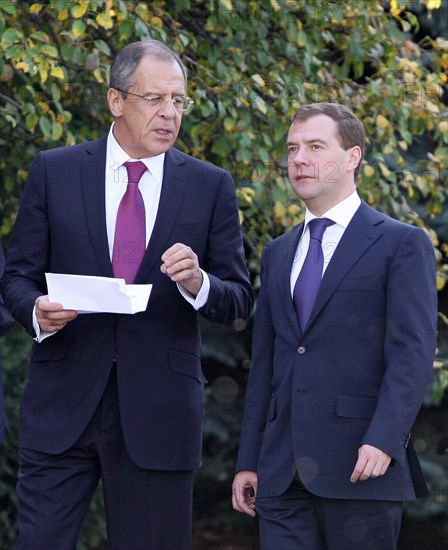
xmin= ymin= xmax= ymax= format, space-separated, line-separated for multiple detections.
xmin=0 ymin=0 xmax=447 ymax=547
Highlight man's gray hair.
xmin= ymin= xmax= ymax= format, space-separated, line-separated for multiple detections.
xmin=109 ymin=40 xmax=187 ymax=95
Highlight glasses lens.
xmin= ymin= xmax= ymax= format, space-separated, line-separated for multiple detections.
xmin=183 ymin=98 xmax=193 ymax=112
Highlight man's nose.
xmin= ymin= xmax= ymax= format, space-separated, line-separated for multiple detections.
xmin=291 ymin=148 xmax=310 ymax=165
xmin=158 ymin=98 xmax=177 ymax=117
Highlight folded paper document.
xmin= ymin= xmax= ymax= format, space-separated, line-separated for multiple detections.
xmin=45 ymin=273 xmax=152 ymax=314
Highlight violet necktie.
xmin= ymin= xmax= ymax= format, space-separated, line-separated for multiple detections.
xmin=112 ymin=161 xmax=147 ymax=283
xmin=293 ymin=217 xmax=335 ymax=332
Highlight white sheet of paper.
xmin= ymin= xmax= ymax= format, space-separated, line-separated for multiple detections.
xmin=45 ymin=273 xmax=152 ymax=314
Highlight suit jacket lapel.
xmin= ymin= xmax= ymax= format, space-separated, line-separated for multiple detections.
xmin=134 ymin=148 xmax=187 ymax=283
xmin=275 ymin=222 xmax=304 ymax=338
xmin=81 ymin=136 xmax=113 ymax=277
xmin=305 ymin=202 xmax=384 ymax=330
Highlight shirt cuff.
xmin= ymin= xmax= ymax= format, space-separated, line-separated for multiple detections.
xmin=32 ymin=305 xmax=57 ymax=343
xmin=177 ymin=269 xmax=210 ymax=310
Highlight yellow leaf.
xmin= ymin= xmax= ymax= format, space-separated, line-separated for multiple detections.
xmin=73 ymin=5 xmax=85 ymax=18
xmin=375 ymin=114 xmax=390 ymax=129
xmin=398 ymin=140 xmax=408 ymax=150
xmin=288 ymin=204 xmax=301 ymax=215
xmin=58 ymin=9 xmax=69 ymax=21
xmin=96 ymin=12 xmax=114 ymax=30
xmin=39 ymin=68 xmax=48 ymax=83
xmin=255 ymin=98 xmax=267 ymax=114
xmin=274 ymin=201 xmax=286 ymax=219
xmin=30 ymin=3 xmax=41 ymax=13
xmin=93 ymin=68 xmax=104 ymax=83
xmin=438 ymin=120 xmax=448 ymax=134
xmin=15 ymin=61 xmax=30 ymax=73
xmin=50 ymin=67 xmax=65 ymax=80
xmin=150 ymin=16 xmax=163 ymax=29
xmin=378 ymin=162 xmax=391 ymax=177
xmin=251 ymin=74 xmax=265 ymax=88
xmin=363 ymin=165 xmax=375 ymax=177
xmin=436 ymin=274 xmax=446 ymax=291
xmin=426 ymin=101 xmax=439 ymax=114
xmin=220 ymin=0 xmax=233 ymax=10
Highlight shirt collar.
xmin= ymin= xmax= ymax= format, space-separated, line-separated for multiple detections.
xmin=304 ymin=191 xmax=361 ymax=230
xmin=106 ymin=122 xmax=165 ymax=184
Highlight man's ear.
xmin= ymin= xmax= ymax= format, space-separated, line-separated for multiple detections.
xmin=107 ymin=88 xmax=123 ymax=118
xmin=347 ymin=145 xmax=362 ymax=173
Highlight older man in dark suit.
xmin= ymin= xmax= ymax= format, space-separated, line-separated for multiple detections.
xmin=2 ymin=40 xmax=253 ymax=549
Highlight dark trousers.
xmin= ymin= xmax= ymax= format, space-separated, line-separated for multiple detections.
xmin=15 ymin=367 xmax=194 ymax=550
xmin=255 ymin=478 xmax=403 ymax=550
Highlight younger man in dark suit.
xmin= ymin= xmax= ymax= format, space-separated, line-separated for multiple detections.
xmin=233 ymin=103 xmax=437 ymax=550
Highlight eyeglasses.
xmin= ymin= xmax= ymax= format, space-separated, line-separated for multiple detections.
xmin=116 ymin=88 xmax=194 ymax=112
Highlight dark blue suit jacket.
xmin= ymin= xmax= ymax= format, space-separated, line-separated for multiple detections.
xmin=236 ymin=202 xmax=437 ymax=501
xmin=1 ymin=136 xmax=253 ymax=469
xmin=0 ymin=243 xmax=15 ymax=443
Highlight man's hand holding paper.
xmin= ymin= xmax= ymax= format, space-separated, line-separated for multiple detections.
xmin=45 ymin=273 xmax=152 ymax=314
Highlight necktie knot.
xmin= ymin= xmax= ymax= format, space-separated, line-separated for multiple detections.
xmin=308 ymin=217 xmax=335 ymax=243
xmin=125 ymin=160 xmax=147 ymax=185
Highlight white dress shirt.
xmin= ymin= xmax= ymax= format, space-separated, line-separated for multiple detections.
xmin=290 ymin=191 xmax=362 ymax=296
xmin=34 ymin=124 xmax=209 ymax=341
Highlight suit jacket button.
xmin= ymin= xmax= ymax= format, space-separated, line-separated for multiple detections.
xmin=297 ymin=346 xmax=306 ymax=354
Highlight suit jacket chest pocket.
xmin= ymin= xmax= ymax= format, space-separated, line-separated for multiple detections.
xmin=337 ymin=276 xmax=378 ymax=292
xmin=169 ymin=222 xmax=209 ymax=256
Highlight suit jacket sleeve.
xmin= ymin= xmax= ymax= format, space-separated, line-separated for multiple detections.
xmin=0 ymin=241 xmax=16 ymax=336
xmin=235 ymin=244 xmax=275 ymax=471
xmin=199 ymin=170 xmax=253 ymax=324
xmin=1 ymin=153 xmax=49 ymax=335
xmin=360 ymin=226 xmax=437 ymax=465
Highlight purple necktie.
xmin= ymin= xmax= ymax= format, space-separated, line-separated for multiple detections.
xmin=112 ymin=161 xmax=147 ymax=283
xmin=293 ymin=217 xmax=335 ymax=331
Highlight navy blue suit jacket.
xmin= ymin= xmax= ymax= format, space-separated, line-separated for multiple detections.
xmin=0 ymin=244 xmax=15 ymax=443
xmin=1 ymin=136 xmax=253 ymax=469
xmin=236 ymin=202 xmax=437 ymax=501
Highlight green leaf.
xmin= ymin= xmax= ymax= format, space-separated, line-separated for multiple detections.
xmin=30 ymin=31 xmax=49 ymax=43
xmin=5 ymin=45 xmax=21 ymax=59
xmin=1 ymin=28 xmax=21 ymax=46
xmin=60 ymin=43 xmax=74 ymax=61
xmin=41 ymin=44 xmax=58 ymax=58
xmin=72 ymin=20 xmax=86 ymax=38
xmin=51 ymin=121 xmax=63 ymax=141
xmin=94 ymin=39 xmax=111 ymax=56
xmin=25 ymin=113 xmax=39 ymax=130
xmin=39 ymin=115 xmax=52 ymax=137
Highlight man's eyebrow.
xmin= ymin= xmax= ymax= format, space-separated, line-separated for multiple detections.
xmin=286 ymin=138 xmax=328 ymax=147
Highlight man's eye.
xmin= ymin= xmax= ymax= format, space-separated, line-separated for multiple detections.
xmin=311 ymin=144 xmax=321 ymax=150
xmin=146 ymin=95 xmax=161 ymax=104
xmin=172 ymin=97 xmax=184 ymax=106
xmin=287 ymin=147 xmax=297 ymax=154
